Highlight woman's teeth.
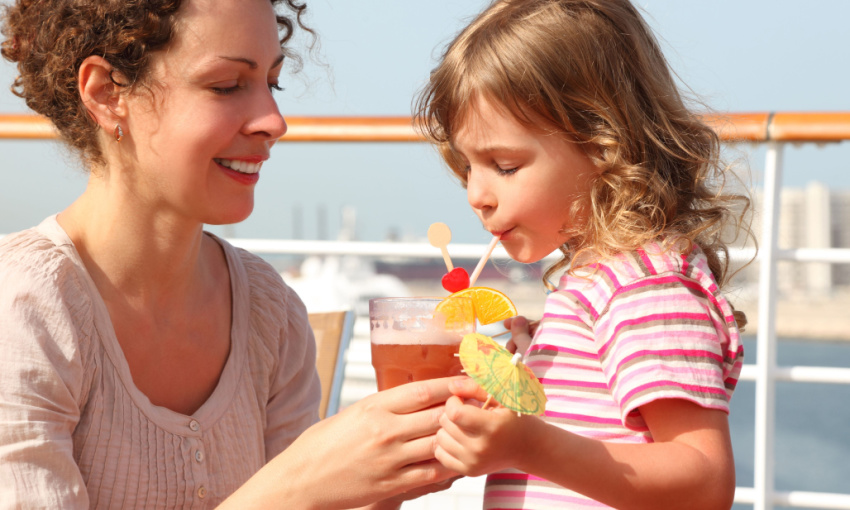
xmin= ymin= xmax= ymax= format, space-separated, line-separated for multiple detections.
xmin=216 ymin=158 xmax=262 ymax=174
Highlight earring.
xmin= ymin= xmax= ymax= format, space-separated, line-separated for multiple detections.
xmin=113 ymin=123 xmax=124 ymax=143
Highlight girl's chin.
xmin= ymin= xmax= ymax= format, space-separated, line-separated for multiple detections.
xmin=503 ymin=238 xmax=563 ymax=265
xmin=503 ymin=244 xmax=545 ymax=264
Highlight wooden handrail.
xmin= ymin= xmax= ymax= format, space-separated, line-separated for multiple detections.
xmin=2 ymin=112 xmax=850 ymax=143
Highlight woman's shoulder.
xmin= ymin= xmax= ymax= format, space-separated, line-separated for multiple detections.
xmin=0 ymin=220 xmax=98 ymax=400
xmin=1 ymin=222 xmax=61 ymax=267
xmin=0 ymin=220 xmax=91 ymax=298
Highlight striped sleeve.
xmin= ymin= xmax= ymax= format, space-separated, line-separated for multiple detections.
xmin=593 ymin=270 xmax=738 ymax=430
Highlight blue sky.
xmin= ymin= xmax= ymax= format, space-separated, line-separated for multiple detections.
xmin=1 ymin=0 xmax=849 ymax=242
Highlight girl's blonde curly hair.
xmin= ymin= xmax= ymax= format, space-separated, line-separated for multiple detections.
xmin=414 ymin=0 xmax=753 ymax=326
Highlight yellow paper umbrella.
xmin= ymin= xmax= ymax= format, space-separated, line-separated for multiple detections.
xmin=458 ymin=333 xmax=547 ymax=416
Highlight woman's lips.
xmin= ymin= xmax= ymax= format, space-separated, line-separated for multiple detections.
xmin=216 ymin=159 xmax=260 ymax=185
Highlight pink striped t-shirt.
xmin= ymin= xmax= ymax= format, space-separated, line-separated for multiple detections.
xmin=484 ymin=243 xmax=744 ymax=509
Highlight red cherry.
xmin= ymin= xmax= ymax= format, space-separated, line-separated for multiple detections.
xmin=441 ymin=267 xmax=470 ymax=293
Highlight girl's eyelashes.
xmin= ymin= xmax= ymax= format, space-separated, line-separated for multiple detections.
xmin=268 ymin=83 xmax=284 ymax=93
xmin=462 ymin=163 xmax=518 ymax=176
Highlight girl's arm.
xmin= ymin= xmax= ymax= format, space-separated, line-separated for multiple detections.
xmin=436 ymin=379 xmax=735 ymax=510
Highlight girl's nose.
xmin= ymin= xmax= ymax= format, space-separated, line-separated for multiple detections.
xmin=466 ymin=168 xmax=496 ymax=212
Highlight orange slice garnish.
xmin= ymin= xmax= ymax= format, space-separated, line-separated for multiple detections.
xmin=439 ymin=286 xmax=517 ymax=326
xmin=433 ymin=295 xmax=476 ymax=330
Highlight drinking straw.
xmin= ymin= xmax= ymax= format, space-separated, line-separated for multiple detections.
xmin=468 ymin=236 xmax=500 ymax=287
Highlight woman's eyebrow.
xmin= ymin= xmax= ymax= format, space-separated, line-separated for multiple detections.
xmin=217 ymin=54 xmax=285 ymax=70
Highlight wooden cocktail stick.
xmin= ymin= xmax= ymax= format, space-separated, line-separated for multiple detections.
xmin=482 ymin=395 xmax=494 ymax=409
xmin=492 ymin=319 xmax=541 ymax=338
xmin=427 ymin=222 xmax=454 ymax=271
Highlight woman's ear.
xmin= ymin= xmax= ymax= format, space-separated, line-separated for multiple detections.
xmin=78 ymin=55 xmax=127 ymax=128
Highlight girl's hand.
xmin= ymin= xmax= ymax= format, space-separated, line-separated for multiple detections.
xmin=434 ymin=378 xmax=537 ymax=477
xmin=504 ymin=315 xmax=535 ymax=355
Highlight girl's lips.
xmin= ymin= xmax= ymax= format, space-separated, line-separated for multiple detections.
xmin=492 ymin=228 xmax=513 ymax=240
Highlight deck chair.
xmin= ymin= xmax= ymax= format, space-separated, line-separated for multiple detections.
xmin=308 ymin=309 xmax=356 ymax=419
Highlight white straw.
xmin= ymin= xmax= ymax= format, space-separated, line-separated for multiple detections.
xmin=469 ymin=236 xmax=500 ymax=287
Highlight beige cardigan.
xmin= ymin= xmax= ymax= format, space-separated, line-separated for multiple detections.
xmin=0 ymin=216 xmax=321 ymax=509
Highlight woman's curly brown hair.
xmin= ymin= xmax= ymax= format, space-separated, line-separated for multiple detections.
xmin=414 ymin=0 xmax=754 ymax=326
xmin=1 ymin=0 xmax=313 ymax=168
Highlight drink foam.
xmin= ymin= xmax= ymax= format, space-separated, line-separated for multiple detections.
xmin=369 ymin=313 xmax=471 ymax=345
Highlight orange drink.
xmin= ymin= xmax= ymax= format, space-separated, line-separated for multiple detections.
xmin=369 ymin=297 xmax=475 ymax=391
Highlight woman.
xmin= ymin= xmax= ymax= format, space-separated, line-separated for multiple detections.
xmin=0 ymin=0 xmax=456 ymax=508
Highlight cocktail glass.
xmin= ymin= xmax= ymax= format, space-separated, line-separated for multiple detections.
xmin=369 ymin=297 xmax=475 ymax=391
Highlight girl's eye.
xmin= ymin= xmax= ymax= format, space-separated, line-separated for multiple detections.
xmin=268 ymin=83 xmax=284 ymax=93
xmin=496 ymin=166 xmax=518 ymax=176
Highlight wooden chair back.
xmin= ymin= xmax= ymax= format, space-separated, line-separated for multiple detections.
xmin=308 ymin=309 xmax=355 ymax=419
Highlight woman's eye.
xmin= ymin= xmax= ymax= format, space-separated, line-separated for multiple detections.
xmin=212 ymin=84 xmax=242 ymax=95
xmin=496 ymin=166 xmax=518 ymax=176
xmin=268 ymin=83 xmax=284 ymax=93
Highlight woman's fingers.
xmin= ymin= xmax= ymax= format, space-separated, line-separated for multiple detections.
xmin=434 ymin=444 xmax=467 ymax=475
xmin=378 ymin=376 xmax=465 ymax=414
xmin=391 ymin=475 xmax=462 ymax=504
xmin=395 ymin=459 xmax=458 ymax=491
xmin=397 ymin=432 xmax=443 ymax=465
xmin=393 ymin=403 xmax=445 ymax=444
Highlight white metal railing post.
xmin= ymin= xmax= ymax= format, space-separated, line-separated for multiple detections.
xmin=753 ymin=141 xmax=784 ymax=510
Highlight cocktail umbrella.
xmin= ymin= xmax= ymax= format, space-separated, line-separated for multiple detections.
xmin=458 ymin=333 xmax=547 ymax=416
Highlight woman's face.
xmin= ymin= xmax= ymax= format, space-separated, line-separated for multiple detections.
xmin=121 ymin=0 xmax=287 ymax=226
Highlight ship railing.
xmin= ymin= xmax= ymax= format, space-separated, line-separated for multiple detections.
xmin=3 ymin=112 xmax=850 ymax=510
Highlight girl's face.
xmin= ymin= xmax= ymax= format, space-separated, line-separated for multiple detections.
xmin=121 ymin=0 xmax=286 ymax=226
xmin=452 ymin=97 xmax=599 ymax=263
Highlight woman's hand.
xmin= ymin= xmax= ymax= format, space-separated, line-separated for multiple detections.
xmin=355 ymin=475 xmax=462 ymax=510
xmin=220 ymin=376 xmax=463 ymax=509
xmin=434 ymin=378 xmax=537 ymax=477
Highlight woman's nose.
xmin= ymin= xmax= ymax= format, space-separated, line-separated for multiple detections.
xmin=245 ymin=91 xmax=287 ymax=143
xmin=466 ymin=168 xmax=496 ymax=212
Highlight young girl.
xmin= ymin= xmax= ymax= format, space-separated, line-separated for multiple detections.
xmin=415 ymin=0 xmax=750 ymax=508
